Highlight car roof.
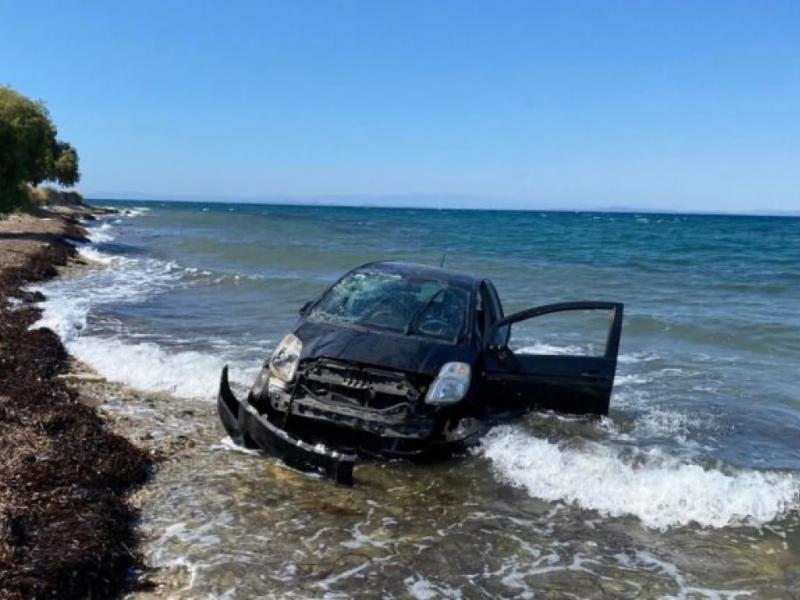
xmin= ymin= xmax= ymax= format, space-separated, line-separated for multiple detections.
xmin=356 ymin=261 xmax=482 ymax=290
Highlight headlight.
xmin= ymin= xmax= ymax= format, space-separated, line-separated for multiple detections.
xmin=269 ymin=333 xmax=302 ymax=383
xmin=425 ymin=362 xmax=471 ymax=405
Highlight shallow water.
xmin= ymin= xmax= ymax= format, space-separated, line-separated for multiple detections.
xmin=32 ymin=201 xmax=800 ymax=597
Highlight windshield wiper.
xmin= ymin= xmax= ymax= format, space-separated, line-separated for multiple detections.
xmin=404 ymin=287 xmax=446 ymax=336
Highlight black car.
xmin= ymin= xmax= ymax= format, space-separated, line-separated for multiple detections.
xmin=218 ymin=261 xmax=623 ymax=484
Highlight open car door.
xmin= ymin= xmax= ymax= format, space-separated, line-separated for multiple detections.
xmin=482 ymin=302 xmax=623 ymax=416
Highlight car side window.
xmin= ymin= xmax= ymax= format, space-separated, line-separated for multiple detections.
xmin=496 ymin=308 xmax=615 ymax=357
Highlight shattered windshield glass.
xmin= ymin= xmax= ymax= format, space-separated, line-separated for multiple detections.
xmin=310 ymin=270 xmax=468 ymax=341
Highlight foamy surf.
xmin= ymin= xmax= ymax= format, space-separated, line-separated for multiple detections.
xmin=516 ymin=342 xmax=590 ymax=355
xmin=118 ymin=206 xmax=151 ymax=217
xmin=32 ymin=254 xmax=184 ymax=341
xmin=34 ymin=288 xmax=258 ymax=400
xmin=30 ymin=216 xmax=261 ymax=400
xmin=479 ymin=425 xmax=800 ymax=529
xmin=69 ymin=336 xmax=239 ymax=399
xmin=76 ymin=245 xmax=115 ymax=264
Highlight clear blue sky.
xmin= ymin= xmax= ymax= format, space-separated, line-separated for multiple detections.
xmin=2 ymin=1 xmax=798 ymax=213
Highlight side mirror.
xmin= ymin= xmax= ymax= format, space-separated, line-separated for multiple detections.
xmin=299 ymin=301 xmax=313 ymax=316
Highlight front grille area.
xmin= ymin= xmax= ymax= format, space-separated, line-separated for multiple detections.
xmin=298 ymin=358 xmax=429 ymax=411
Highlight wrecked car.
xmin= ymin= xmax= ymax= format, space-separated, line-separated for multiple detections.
xmin=218 ymin=261 xmax=623 ymax=484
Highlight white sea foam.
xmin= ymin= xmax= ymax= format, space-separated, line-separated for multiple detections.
xmin=210 ymin=437 xmax=261 ymax=456
xmin=480 ymin=425 xmax=800 ymax=529
xmin=86 ymin=222 xmax=115 ymax=243
xmin=77 ymin=245 xmax=115 ymax=264
xmin=614 ymin=373 xmax=652 ymax=386
xmin=33 ymin=290 xmax=89 ymax=341
xmin=404 ymin=576 xmax=463 ymax=599
xmin=516 ymin=342 xmax=589 ymax=355
xmin=69 ymin=336 xmax=240 ymax=399
xmin=32 ymin=251 xmax=183 ymax=339
xmin=617 ymin=351 xmax=661 ymax=364
xmin=120 ymin=206 xmax=151 ymax=217
xmin=615 ymin=367 xmax=699 ymax=388
xmin=34 ymin=276 xmax=259 ymax=399
xmin=516 ymin=347 xmax=660 ymax=365
xmin=631 ymin=407 xmax=711 ymax=443
xmin=30 ymin=223 xmax=260 ymax=399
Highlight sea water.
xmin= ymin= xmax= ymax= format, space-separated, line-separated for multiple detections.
xmin=31 ymin=201 xmax=800 ymax=598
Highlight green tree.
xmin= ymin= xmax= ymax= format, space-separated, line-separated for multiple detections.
xmin=51 ymin=141 xmax=80 ymax=187
xmin=0 ymin=85 xmax=80 ymax=213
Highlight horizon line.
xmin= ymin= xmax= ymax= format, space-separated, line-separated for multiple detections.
xmin=86 ymin=194 xmax=800 ymax=219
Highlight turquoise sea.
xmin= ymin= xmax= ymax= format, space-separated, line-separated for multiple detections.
xmin=33 ymin=200 xmax=800 ymax=598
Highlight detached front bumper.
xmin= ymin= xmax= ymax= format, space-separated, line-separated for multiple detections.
xmin=216 ymin=366 xmax=357 ymax=485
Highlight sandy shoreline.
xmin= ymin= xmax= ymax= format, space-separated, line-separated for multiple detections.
xmin=0 ymin=206 xmax=174 ymax=599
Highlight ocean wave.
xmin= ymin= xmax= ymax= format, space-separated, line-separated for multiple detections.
xmin=77 ymin=245 xmax=116 ymax=264
xmin=617 ymin=351 xmax=661 ymax=364
xmin=615 ymin=367 xmax=700 ymax=387
xmin=27 ymin=220 xmax=265 ymax=398
xmin=479 ymin=425 xmax=800 ymax=529
xmin=514 ymin=346 xmax=663 ymax=364
xmin=609 ymin=360 xmax=721 ymax=444
xmin=515 ymin=342 xmax=585 ymax=355
xmin=630 ymin=406 xmax=712 ymax=442
xmin=32 ymin=250 xmax=184 ymax=340
xmin=510 ymin=344 xmax=666 ymax=369
xmin=69 ymin=336 xmax=258 ymax=399
xmin=516 ymin=342 xmax=590 ymax=356
xmin=119 ymin=206 xmax=151 ymax=217
xmin=86 ymin=222 xmax=116 ymax=243
xmin=33 ymin=256 xmax=259 ymax=398
xmin=614 ymin=373 xmax=651 ymax=386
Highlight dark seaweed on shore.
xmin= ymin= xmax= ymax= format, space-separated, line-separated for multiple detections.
xmin=0 ymin=219 xmax=152 ymax=600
